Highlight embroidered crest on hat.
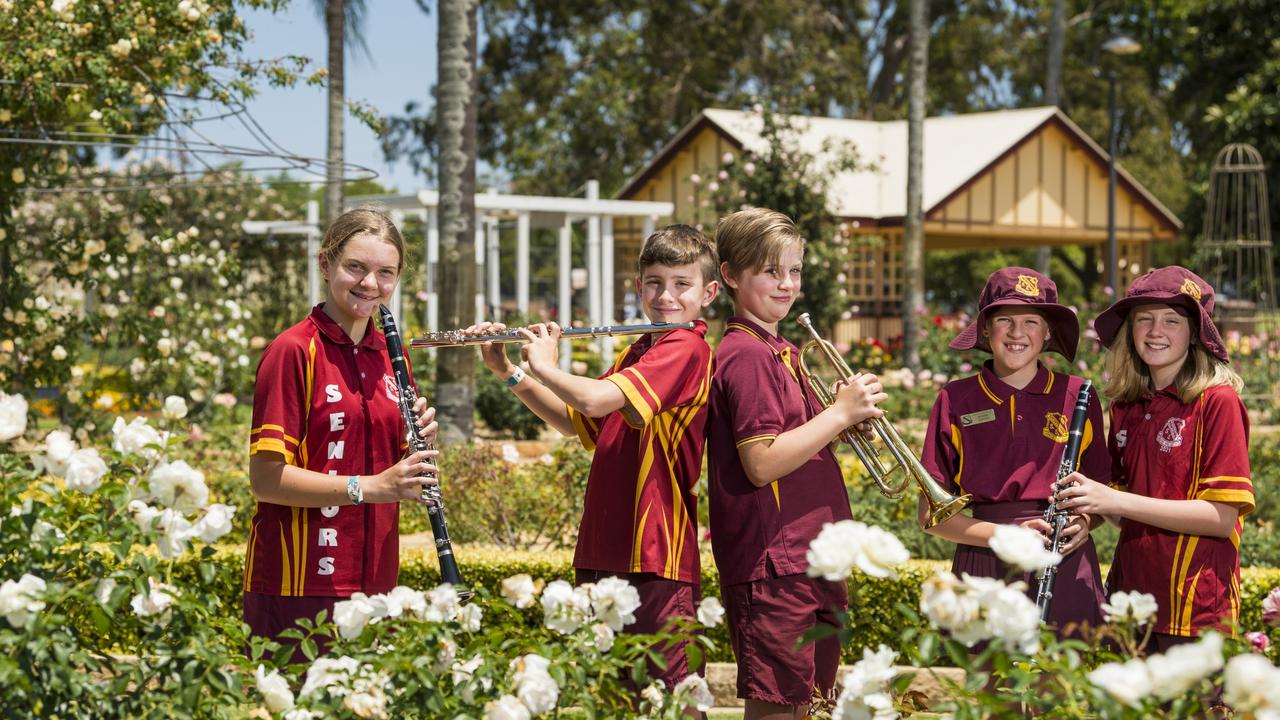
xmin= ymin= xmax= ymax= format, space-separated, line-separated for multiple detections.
xmin=1042 ymin=412 xmax=1069 ymax=443
xmin=1180 ymin=278 xmax=1202 ymax=301
xmin=1015 ymin=274 xmax=1040 ymax=297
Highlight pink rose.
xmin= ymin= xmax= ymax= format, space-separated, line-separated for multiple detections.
xmin=1263 ymin=587 xmax=1280 ymax=626
xmin=1247 ymin=631 xmax=1271 ymax=653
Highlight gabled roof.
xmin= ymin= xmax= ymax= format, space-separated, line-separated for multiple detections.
xmin=618 ymin=106 xmax=1182 ymax=231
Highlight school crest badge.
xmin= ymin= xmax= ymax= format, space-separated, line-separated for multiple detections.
xmin=1179 ymin=278 xmax=1202 ymax=301
xmin=1042 ymin=412 xmax=1069 ymax=443
xmin=1156 ymin=417 xmax=1185 ymax=453
xmin=382 ymin=374 xmax=400 ymax=403
xmin=1015 ymin=274 xmax=1040 ymax=297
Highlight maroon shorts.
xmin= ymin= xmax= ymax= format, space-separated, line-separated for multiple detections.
xmin=575 ymin=569 xmax=699 ymax=687
xmin=722 ymin=573 xmax=848 ymax=706
xmin=243 ymin=592 xmax=339 ymax=662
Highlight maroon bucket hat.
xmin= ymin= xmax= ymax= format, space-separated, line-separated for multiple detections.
xmin=1093 ymin=266 xmax=1228 ymax=363
xmin=950 ymin=267 xmax=1080 ymax=362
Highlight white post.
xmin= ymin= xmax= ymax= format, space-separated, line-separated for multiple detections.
xmin=306 ymin=200 xmax=320 ymax=306
xmin=516 ymin=212 xmax=531 ymax=317
xmin=559 ymin=217 xmax=572 ymax=371
xmin=586 ymin=181 xmax=602 ymax=329
xmin=389 ymin=210 xmax=405 ymax=322
xmin=486 ymin=217 xmax=501 ymax=320
xmin=426 ymin=208 xmax=439 ymax=332
xmin=601 ymin=216 xmax=616 ymax=363
xmin=474 ymin=211 xmax=486 ymax=324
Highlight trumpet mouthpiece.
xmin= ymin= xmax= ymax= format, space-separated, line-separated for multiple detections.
xmin=797 ymin=312 xmax=813 ymax=326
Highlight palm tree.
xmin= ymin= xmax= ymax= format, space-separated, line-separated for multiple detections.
xmin=1035 ymin=0 xmax=1066 ymax=274
xmin=315 ymin=0 xmax=369 ymax=226
xmin=435 ymin=0 xmax=479 ymax=443
xmin=903 ymin=0 xmax=929 ymax=372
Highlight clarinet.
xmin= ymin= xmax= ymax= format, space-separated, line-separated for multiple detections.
xmin=1035 ymin=379 xmax=1093 ymax=622
xmin=379 ymin=305 xmax=469 ymax=596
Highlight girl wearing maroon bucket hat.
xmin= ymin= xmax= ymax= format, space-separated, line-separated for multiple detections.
xmin=919 ymin=267 xmax=1111 ymax=634
xmin=1055 ymin=266 xmax=1253 ymax=650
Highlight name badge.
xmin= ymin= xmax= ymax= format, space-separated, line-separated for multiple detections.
xmin=960 ymin=409 xmax=997 ymax=427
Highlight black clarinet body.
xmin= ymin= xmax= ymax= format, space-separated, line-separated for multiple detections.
xmin=379 ymin=305 xmax=468 ymax=593
xmin=1035 ymin=379 xmax=1093 ymax=622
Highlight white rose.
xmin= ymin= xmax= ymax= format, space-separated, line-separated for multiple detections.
xmin=983 ymin=583 xmax=1042 ymax=654
xmin=157 ymin=337 xmax=174 ymax=357
xmin=299 ymin=656 xmax=360 ymax=700
xmin=128 ymin=499 xmax=163 ymax=532
xmin=1101 ymin=590 xmax=1159 ymax=625
xmin=484 ymin=695 xmax=531 ymax=720
xmin=1088 ymin=658 xmax=1153 ymax=707
xmin=920 ymin=572 xmax=981 ymax=633
xmin=423 ymin=583 xmax=461 ymax=623
xmin=256 ymin=664 xmax=296 ymax=713
xmin=673 ymin=674 xmax=715 ymax=713
xmin=148 ymin=460 xmax=209 ymax=511
xmin=0 ymin=573 xmax=47 ymax=627
xmin=501 ymin=443 xmax=520 ymax=463
xmin=989 ymin=524 xmax=1062 ymax=573
xmin=589 ymin=576 xmax=641 ymax=632
xmin=42 ymin=429 xmax=77 ymax=476
xmin=333 ymin=593 xmax=379 ymax=639
xmin=591 ymin=622 xmax=615 ymax=652
xmin=541 ymin=580 xmax=590 ymax=635
xmin=381 ymin=585 xmax=427 ymax=618
xmin=344 ymin=688 xmax=388 ymax=718
xmin=697 ymin=596 xmax=725 ymax=627
xmin=854 ymin=524 xmax=910 ymax=579
xmin=95 ymin=578 xmax=117 ymax=606
xmin=162 ymin=395 xmax=188 ymax=420
xmin=51 ymin=345 xmax=67 ymax=361
xmin=641 ymin=681 xmax=666 ymax=709
xmin=0 ymin=392 xmax=28 ymax=441
xmin=64 ymin=447 xmax=108 ymax=494
xmin=192 ymin=503 xmax=236 ymax=543
xmin=1147 ymin=631 xmax=1223 ymax=700
xmin=807 ymin=520 xmax=910 ymax=582
xmin=501 ymin=573 xmax=538 ymax=609
xmin=155 ymin=508 xmax=195 ymax=559
xmin=111 ymin=415 xmax=164 ymax=458
xmin=841 ymin=644 xmax=898 ymax=697
xmin=458 ymin=603 xmax=483 ymax=633
xmin=451 ymin=653 xmax=485 ymax=687
xmin=516 ymin=671 xmax=558 ymax=715
xmin=130 ymin=577 xmax=177 ymax=622
xmin=1224 ymin=653 xmax=1280 ymax=712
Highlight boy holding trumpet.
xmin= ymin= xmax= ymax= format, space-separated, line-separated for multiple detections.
xmin=467 ymin=225 xmax=719 ymax=693
xmin=707 ymin=208 xmax=886 ymax=720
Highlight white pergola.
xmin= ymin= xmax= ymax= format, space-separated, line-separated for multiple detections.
xmin=245 ymin=185 xmax=673 ymax=369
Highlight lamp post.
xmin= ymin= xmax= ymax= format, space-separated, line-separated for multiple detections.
xmin=1103 ymin=35 xmax=1141 ymax=295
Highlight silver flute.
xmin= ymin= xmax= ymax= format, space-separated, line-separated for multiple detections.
xmin=409 ymin=321 xmax=694 ymax=349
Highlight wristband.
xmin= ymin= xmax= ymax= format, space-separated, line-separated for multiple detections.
xmin=504 ymin=366 xmax=526 ymax=388
xmin=347 ymin=475 xmax=364 ymax=505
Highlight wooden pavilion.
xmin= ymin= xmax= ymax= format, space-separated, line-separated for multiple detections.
xmin=614 ymin=106 xmax=1183 ymax=341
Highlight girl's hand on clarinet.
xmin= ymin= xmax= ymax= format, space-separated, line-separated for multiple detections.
xmin=519 ymin=322 xmax=561 ymax=372
xmin=464 ymin=322 xmax=514 ymax=376
xmin=1054 ymin=472 xmax=1123 ymax=517
xmin=367 ymin=449 xmax=439 ymax=503
xmin=1056 ymin=514 xmax=1092 ymax=555
xmin=413 ymin=401 xmax=438 ymax=443
xmin=1019 ymin=517 xmax=1053 ymax=545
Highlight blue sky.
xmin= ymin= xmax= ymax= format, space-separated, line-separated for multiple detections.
xmin=206 ymin=1 xmax=439 ymax=195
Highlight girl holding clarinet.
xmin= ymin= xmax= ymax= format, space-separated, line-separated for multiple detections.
xmin=919 ymin=267 xmax=1110 ymax=632
xmin=1054 ymin=267 xmax=1253 ymax=650
xmin=243 ymin=207 xmax=439 ymax=655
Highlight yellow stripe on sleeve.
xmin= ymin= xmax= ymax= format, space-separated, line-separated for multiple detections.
xmin=949 ymin=423 xmax=966 ymax=493
xmin=1196 ymin=488 xmax=1256 ymax=515
xmin=249 ymin=438 xmax=296 ymax=465
xmin=736 ymin=434 xmax=776 ymax=448
xmin=250 ymin=424 xmax=301 ymax=446
xmin=607 ymin=373 xmax=654 ymax=428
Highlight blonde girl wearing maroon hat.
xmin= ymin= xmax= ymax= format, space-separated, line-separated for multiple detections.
xmin=1055 ymin=266 xmax=1253 ymax=650
xmin=919 ymin=267 xmax=1111 ymax=632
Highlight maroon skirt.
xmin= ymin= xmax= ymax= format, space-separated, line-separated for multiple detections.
xmin=952 ymin=500 xmax=1105 ymax=633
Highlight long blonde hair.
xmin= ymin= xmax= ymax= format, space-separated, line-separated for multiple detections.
xmin=1103 ymin=314 xmax=1244 ymax=404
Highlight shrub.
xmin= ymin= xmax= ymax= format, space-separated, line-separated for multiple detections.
xmin=475 ymin=364 xmax=546 ymax=439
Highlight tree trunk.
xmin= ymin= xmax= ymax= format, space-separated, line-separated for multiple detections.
xmin=1034 ymin=0 xmax=1066 ymax=274
xmin=324 ymin=0 xmax=345 ymax=227
xmin=902 ymin=0 xmax=928 ymax=373
xmin=435 ymin=0 xmax=478 ymax=443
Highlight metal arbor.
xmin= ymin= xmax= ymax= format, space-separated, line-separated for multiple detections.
xmin=1199 ymin=143 xmax=1278 ymax=405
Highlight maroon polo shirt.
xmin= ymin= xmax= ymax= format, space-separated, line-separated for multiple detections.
xmin=1106 ymin=384 xmax=1254 ymax=636
xmin=246 ymin=304 xmax=404 ymax=597
xmin=706 ymin=316 xmax=852 ymax=587
xmin=920 ymin=361 xmax=1110 ymax=502
xmin=567 ymin=321 xmax=712 ymax=584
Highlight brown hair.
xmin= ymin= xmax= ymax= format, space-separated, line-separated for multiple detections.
xmin=637 ymin=224 xmax=718 ymax=282
xmin=713 ymin=208 xmax=804 ymax=297
xmin=1103 ymin=314 xmax=1243 ymax=404
xmin=320 ymin=206 xmax=406 ymax=274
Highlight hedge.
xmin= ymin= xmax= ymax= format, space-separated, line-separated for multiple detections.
xmin=125 ymin=545 xmax=1280 ymax=666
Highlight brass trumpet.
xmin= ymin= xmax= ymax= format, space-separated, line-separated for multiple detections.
xmin=796 ymin=313 xmax=971 ymax=529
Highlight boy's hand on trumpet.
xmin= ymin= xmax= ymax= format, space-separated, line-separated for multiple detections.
xmin=830 ymin=373 xmax=887 ymax=427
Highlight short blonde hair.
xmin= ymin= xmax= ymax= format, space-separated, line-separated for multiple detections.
xmin=1103 ymin=314 xmax=1243 ymax=404
xmin=320 ymin=206 xmax=406 ymax=274
xmin=638 ymin=224 xmax=717 ymax=282
xmin=714 ymin=208 xmax=805 ymax=297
